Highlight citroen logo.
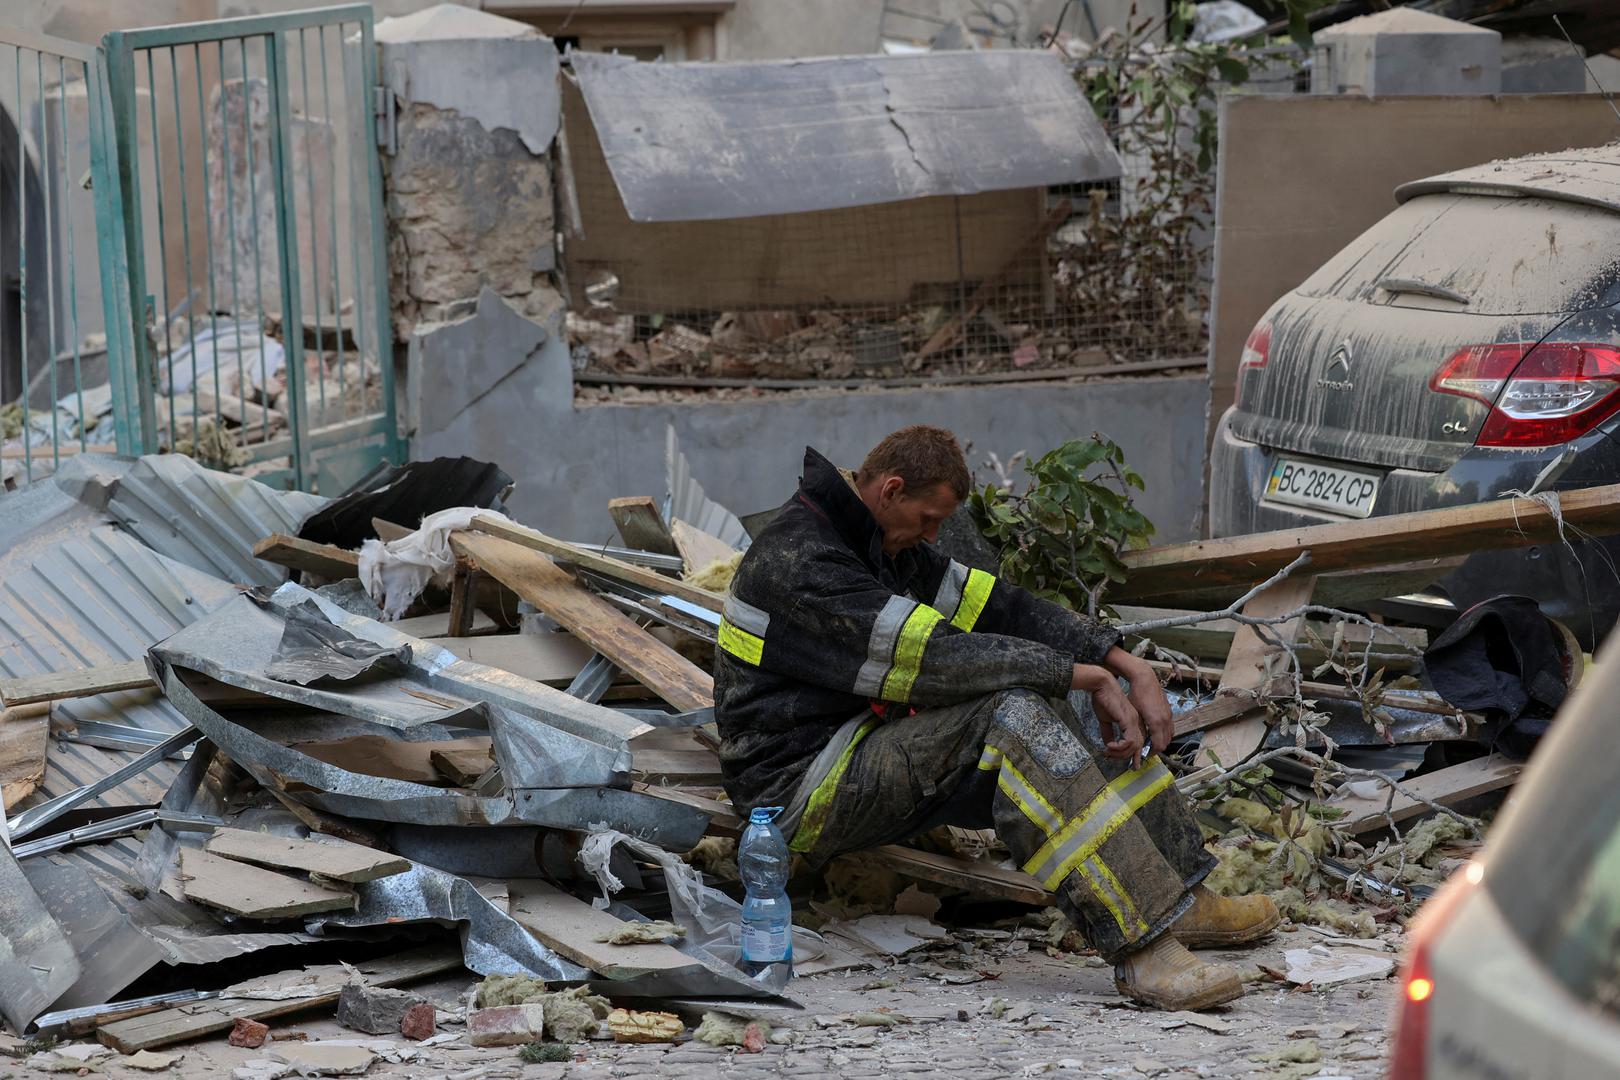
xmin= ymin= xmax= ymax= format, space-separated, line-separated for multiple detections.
xmin=1316 ymin=343 xmax=1354 ymax=392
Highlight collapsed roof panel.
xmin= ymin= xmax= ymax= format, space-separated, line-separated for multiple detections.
xmin=570 ymin=49 xmax=1122 ymax=222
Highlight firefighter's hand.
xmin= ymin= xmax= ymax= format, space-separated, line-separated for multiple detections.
xmin=1103 ymin=646 xmax=1174 ymax=755
xmin=1072 ymin=664 xmax=1145 ymax=762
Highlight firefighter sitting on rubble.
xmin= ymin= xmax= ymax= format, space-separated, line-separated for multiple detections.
xmin=713 ymin=424 xmax=1279 ymax=1011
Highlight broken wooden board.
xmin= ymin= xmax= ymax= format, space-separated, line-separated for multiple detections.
xmin=390 ymin=609 xmax=498 ymax=638
xmin=635 ymin=782 xmax=741 ymax=836
xmin=204 ymin=827 xmax=409 ymax=884
xmin=432 ymin=632 xmax=598 ymax=684
xmin=1197 ymin=573 xmax=1317 ymax=770
xmin=431 ymin=745 xmax=495 ymax=786
xmin=508 ymin=879 xmax=703 ymax=981
xmin=670 ymin=517 xmax=738 ymax=576
xmin=179 ymin=848 xmax=356 ymax=918
xmin=609 ymin=496 xmax=680 ymax=557
xmin=1115 ymin=483 xmax=1620 ymax=605
xmin=630 ymin=748 xmax=725 ymax=784
xmin=96 ymin=944 xmax=460 ymax=1053
xmin=0 ymin=703 xmax=49 ymax=811
xmin=1328 ymin=755 xmax=1523 ymax=835
xmin=870 ymin=845 xmax=1051 ymax=908
xmin=1118 ymin=607 xmax=1425 ymax=670
xmin=252 ymin=534 xmax=359 ymax=580
xmin=0 ymin=660 xmax=156 ymax=707
xmin=291 ymin=734 xmax=494 ymax=786
xmin=451 ymin=531 xmax=714 ymax=712
xmin=468 ymin=514 xmax=723 ymax=614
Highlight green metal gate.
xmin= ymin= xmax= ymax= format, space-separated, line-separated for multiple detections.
xmin=100 ymin=5 xmax=399 ymax=493
xmin=0 ymin=28 xmax=137 ymax=490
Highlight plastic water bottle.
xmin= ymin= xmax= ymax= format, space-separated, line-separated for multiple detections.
xmin=738 ymin=806 xmax=793 ymax=978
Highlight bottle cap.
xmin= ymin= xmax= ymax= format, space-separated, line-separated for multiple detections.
xmin=748 ymin=806 xmax=783 ymax=825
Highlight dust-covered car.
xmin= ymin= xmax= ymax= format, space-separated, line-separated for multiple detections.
xmin=1209 ymin=144 xmax=1620 ymax=647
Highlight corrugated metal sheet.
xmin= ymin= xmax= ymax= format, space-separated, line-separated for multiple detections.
xmin=106 ymin=454 xmax=329 ymax=586
xmin=0 ymin=525 xmax=237 ymax=809
xmin=571 ymin=49 xmax=1123 ymax=222
xmin=665 ymin=425 xmax=749 ymax=551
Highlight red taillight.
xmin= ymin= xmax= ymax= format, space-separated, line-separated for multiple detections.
xmin=1388 ymin=861 xmax=1484 ymax=1080
xmin=1236 ymin=321 xmax=1272 ymax=396
xmin=1432 ymin=343 xmax=1620 ymax=447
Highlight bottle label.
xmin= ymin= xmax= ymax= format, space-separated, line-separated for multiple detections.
xmin=741 ymin=921 xmax=791 ymax=963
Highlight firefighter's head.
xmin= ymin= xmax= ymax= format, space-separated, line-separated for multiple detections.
xmin=856 ymin=425 xmax=971 ymax=554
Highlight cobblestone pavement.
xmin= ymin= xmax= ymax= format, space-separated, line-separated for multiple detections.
xmin=52 ymin=923 xmax=1398 ymax=1080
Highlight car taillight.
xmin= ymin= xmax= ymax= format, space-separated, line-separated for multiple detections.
xmin=1432 ymin=343 xmax=1620 ymax=447
xmin=1236 ymin=321 xmax=1272 ymax=396
xmin=1388 ymin=861 xmax=1484 ymax=1080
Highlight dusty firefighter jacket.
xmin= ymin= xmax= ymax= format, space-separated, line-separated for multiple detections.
xmin=714 ymin=447 xmax=1123 ymax=832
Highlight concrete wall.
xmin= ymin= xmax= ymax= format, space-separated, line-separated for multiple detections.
xmin=409 ymin=290 xmax=1209 ymax=545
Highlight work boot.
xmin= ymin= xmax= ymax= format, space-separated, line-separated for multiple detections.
xmin=1114 ymin=934 xmax=1244 ymax=1011
xmin=1170 ymin=885 xmax=1281 ymax=948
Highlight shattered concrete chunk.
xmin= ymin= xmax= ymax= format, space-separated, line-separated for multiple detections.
xmin=230 ymin=1017 xmax=270 ymax=1049
xmin=336 ymin=981 xmax=428 ymax=1036
xmin=468 ymin=1004 xmax=546 ymax=1047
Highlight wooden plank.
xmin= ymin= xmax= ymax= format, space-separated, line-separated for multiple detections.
xmin=630 ymin=748 xmax=724 ymax=784
xmin=252 ymin=533 xmax=359 ymax=579
xmin=1115 ymin=483 xmax=1620 ymax=605
xmin=609 ymin=496 xmax=679 ymax=557
xmin=451 ymin=532 xmax=714 ymax=712
xmin=372 ymin=517 xmax=412 ymax=542
xmin=263 ymin=786 xmax=382 ymax=849
xmin=292 ymin=735 xmax=494 ymax=786
xmin=179 ymin=848 xmax=356 ymax=918
xmin=1328 ymin=755 xmax=1522 ymax=835
xmin=633 ymin=782 xmax=741 ymax=837
xmin=869 ymin=845 xmax=1052 ymax=908
xmin=1197 ymin=573 xmax=1317 ymax=769
xmin=431 ymin=746 xmax=495 ymax=786
xmin=1173 ymin=694 xmax=1256 ymax=737
xmin=204 ymin=827 xmax=409 ymax=884
xmin=391 ymin=609 xmax=498 ymax=638
xmin=433 ymin=633 xmax=597 ymax=684
xmin=96 ymin=944 xmax=461 ymax=1053
xmin=670 ymin=517 xmax=739 ymax=576
xmin=447 ymin=561 xmax=477 ymax=637
xmin=1 ymin=703 xmax=49 ymax=811
xmin=467 ymin=514 xmax=723 ymax=614
xmin=1119 ymin=607 xmax=1426 ymax=668
xmin=508 ymin=879 xmax=704 ymax=981
xmin=0 ymin=660 xmax=155 ymax=707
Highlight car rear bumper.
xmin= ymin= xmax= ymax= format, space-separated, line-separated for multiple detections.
xmin=1209 ymin=410 xmax=1620 ymax=646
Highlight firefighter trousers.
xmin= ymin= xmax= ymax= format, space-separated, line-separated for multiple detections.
xmin=790 ymin=688 xmax=1215 ymax=962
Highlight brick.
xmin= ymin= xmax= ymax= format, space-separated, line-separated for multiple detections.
xmin=400 ymin=1001 xmax=436 ymax=1041
xmin=468 ymin=1003 xmax=547 ymax=1047
xmin=228 ymin=1017 xmax=269 ymax=1049
xmin=336 ymin=981 xmax=428 ymax=1036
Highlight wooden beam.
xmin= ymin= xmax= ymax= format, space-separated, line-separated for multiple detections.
xmin=1197 ymin=573 xmax=1316 ymax=769
xmin=0 ymin=660 xmax=155 ymax=707
xmin=1328 ymin=755 xmax=1522 ymax=835
xmin=869 ymin=845 xmax=1052 ymax=907
xmin=1 ymin=703 xmax=49 ymax=812
xmin=252 ymin=534 xmax=359 ymax=580
xmin=1119 ymin=606 xmax=1425 ymax=669
xmin=609 ymin=496 xmax=680 ymax=557
xmin=204 ymin=827 xmax=410 ymax=884
xmin=96 ymin=944 xmax=461 ymax=1053
xmin=468 ymin=514 xmax=723 ymax=613
xmin=431 ymin=746 xmax=495 ymax=787
xmin=446 ymin=560 xmax=478 ymax=637
xmin=179 ymin=848 xmax=356 ymax=918
xmin=508 ymin=879 xmax=705 ymax=981
xmin=1114 ymin=483 xmax=1620 ymax=605
xmin=630 ymin=748 xmax=724 ymax=784
xmin=634 ymin=782 xmax=740 ymax=836
xmin=451 ymin=532 xmax=714 ymax=712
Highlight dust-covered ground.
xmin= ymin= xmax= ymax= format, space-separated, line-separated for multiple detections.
xmin=20 ymin=922 xmax=1399 ymax=1080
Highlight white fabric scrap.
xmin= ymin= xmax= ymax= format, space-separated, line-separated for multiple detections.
xmin=358 ymin=507 xmax=517 ymax=620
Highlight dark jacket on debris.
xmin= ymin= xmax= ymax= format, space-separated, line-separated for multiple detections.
xmin=714 ymin=447 xmax=1121 ymax=813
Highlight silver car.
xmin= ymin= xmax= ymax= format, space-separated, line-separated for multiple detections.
xmin=1210 ymin=144 xmax=1620 ymax=646
xmin=1387 ymin=635 xmax=1620 ymax=1078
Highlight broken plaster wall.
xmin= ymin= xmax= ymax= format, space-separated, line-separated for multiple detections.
xmin=378 ymin=15 xmax=562 ymax=341
xmin=409 ymin=289 xmax=1208 ymax=545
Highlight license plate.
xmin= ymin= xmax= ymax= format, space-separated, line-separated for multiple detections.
xmin=1263 ymin=457 xmax=1381 ymax=519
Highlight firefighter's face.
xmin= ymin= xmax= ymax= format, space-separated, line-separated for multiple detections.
xmin=873 ymin=477 xmax=960 ymax=554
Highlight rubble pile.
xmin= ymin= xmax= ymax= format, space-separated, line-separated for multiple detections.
xmin=0 ymin=442 xmax=1609 ymax=1071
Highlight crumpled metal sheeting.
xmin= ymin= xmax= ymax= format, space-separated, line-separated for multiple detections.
xmin=310 ymin=863 xmax=590 ymax=981
xmin=105 ymin=453 xmax=327 ymax=587
xmin=153 ymin=594 xmax=633 ymax=793
xmin=157 ymin=668 xmax=710 ymax=850
xmin=665 ymin=425 xmax=750 ymax=551
xmin=0 ymin=840 xmax=81 ymax=1032
xmin=0 ymin=526 xmax=237 ymax=809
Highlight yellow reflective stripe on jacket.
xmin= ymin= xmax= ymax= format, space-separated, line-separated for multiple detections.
xmin=879 ymin=603 xmax=944 ymax=702
xmin=1082 ymin=855 xmax=1149 ymax=936
xmin=1023 ymin=760 xmax=1174 ymax=890
xmin=789 ymin=716 xmax=881 ymax=853
xmin=952 ymin=568 xmax=995 ymax=632
xmin=718 ymin=618 xmax=764 ymax=665
xmin=853 ymin=595 xmax=916 ymax=697
xmin=977 ymin=745 xmax=1062 ymax=837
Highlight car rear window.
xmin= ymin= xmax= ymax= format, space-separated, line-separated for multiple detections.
xmin=1484 ymin=654 xmax=1620 ymax=1011
xmin=1297 ymin=193 xmax=1620 ymax=316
